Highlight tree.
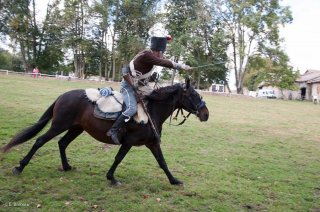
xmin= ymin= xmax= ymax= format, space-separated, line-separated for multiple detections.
xmin=91 ymin=0 xmax=114 ymax=80
xmin=210 ymin=0 xmax=292 ymax=93
xmin=186 ymin=0 xmax=229 ymax=89
xmin=166 ymin=0 xmax=229 ymax=89
xmin=1 ymin=0 xmax=33 ymax=71
xmin=165 ymin=0 xmax=197 ymax=84
xmin=36 ymin=0 xmax=65 ymax=73
xmin=63 ymin=0 xmax=90 ymax=78
xmin=1 ymin=0 xmax=65 ymax=73
xmin=108 ymin=0 xmax=120 ymax=81
xmin=114 ymin=0 xmax=160 ymax=80
xmin=244 ymin=48 xmax=298 ymax=92
xmin=0 ymin=48 xmax=23 ymax=71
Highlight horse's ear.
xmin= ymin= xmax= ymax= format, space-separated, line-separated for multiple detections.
xmin=185 ymin=77 xmax=190 ymax=89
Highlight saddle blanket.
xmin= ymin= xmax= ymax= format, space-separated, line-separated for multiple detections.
xmin=85 ymin=88 xmax=148 ymax=124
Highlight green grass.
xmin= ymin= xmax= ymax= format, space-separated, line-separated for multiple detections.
xmin=0 ymin=74 xmax=319 ymax=211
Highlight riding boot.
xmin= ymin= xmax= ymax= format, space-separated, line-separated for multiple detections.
xmin=107 ymin=114 xmax=127 ymax=145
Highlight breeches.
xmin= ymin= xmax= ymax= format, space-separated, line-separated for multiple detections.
xmin=120 ymin=81 xmax=137 ymax=119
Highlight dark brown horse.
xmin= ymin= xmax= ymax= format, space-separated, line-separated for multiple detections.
xmin=1 ymin=79 xmax=209 ymax=185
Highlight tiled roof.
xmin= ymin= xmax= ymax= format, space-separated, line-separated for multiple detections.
xmin=296 ymin=69 xmax=320 ymax=83
xmin=308 ymin=76 xmax=320 ymax=83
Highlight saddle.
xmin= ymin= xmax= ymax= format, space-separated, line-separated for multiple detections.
xmin=85 ymin=88 xmax=148 ymax=124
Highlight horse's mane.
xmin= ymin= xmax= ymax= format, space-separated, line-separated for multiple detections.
xmin=146 ymin=83 xmax=182 ymax=101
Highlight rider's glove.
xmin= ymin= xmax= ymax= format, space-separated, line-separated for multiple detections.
xmin=174 ymin=62 xmax=191 ymax=71
xmin=181 ymin=64 xmax=191 ymax=71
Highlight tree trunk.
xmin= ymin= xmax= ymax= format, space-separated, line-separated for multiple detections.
xmin=104 ymin=31 xmax=109 ymax=80
xmin=32 ymin=0 xmax=37 ymax=66
xmin=19 ymin=39 xmax=28 ymax=72
xmin=197 ymin=73 xmax=201 ymax=89
xmin=99 ymin=59 xmax=102 ymax=80
xmin=171 ymin=69 xmax=176 ymax=85
xmin=99 ymin=31 xmax=103 ymax=81
xmin=112 ymin=51 xmax=116 ymax=81
xmin=73 ymin=0 xmax=86 ymax=79
xmin=237 ymin=86 xmax=243 ymax=94
xmin=110 ymin=0 xmax=120 ymax=81
xmin=171 ymin=57 xmax=179 ymax=85
xmin=74 ymin=54 xmax=79 ymax=78
xmin=226 ymin=83 xmax=231 ymax=93
xmin=104 ymin=61 xmax=109 ymax=81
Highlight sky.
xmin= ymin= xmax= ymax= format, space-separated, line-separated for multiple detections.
xmin=280 ymin=0 xmax=320 ymax=73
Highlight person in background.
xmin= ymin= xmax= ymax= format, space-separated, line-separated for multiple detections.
xmin=33 ymin=67 xmax=39 ymax=78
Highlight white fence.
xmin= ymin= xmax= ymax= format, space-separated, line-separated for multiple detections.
xmin=0 ymin=69 xmax=115 ymax=84
xmin=0 ymin=69 xmax=57 ymax=78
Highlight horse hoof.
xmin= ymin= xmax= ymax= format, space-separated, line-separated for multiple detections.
xmin=12 ymin=167 xmax=21 ymax=176
xmin=58 ymin=166 xmax=72 ymax=172
xmin=170 ymin=179 xmax=183 ymax=185
xmin=111 ymin=180 xmax=122 ymax=186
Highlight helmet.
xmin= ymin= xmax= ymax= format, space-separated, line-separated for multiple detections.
xmin=150 ymin=35 xmax=172 ymax=52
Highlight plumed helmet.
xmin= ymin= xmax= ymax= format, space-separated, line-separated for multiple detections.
xmin=150 ymin=35 xmax=172 ymax=52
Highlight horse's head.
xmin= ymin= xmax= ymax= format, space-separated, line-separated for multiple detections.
xmin=179 ymin=78 xmax=209 ymax=122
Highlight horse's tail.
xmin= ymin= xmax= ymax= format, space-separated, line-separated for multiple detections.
xmin=1 ymin=101 xmax=56 ymax=153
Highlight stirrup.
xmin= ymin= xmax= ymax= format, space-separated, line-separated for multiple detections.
xmin=107 ymin=130 xmax=121 ymax=145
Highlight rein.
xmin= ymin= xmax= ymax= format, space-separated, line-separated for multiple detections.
xmin=169 ymin=108 xmax=192 ymax=126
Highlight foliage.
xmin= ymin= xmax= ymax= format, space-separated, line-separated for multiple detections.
xmin=184 ymin=21 xmax=229 ymax=89
xmin=0 ymin=0 xmax=32 ymax=70
xmin=165 ymin=0 xmax=229 ymax=88
xmin=0 ymin=48 xmax=23 ymax=71
xmin=159 ymin=68 xmax=172 ymax=81
xmin=90 ymin=0 xmax=113 ymax=80
xmin=165 ymin=0 xmax=197 ymax=84
xmin=116 ymin=0 xmax=160 ymax=63
xmin=37 ymin=1 xmax=65 ymax=73
xmin=0 ymin=0 xmax=295 ymax=90
xmin=0 ymin=0 xmax=66 ymax=73
xmin=210 ymin=0 xmax=293 ymax=93
xmin=244 ymin=48 xmax=298 ymax=91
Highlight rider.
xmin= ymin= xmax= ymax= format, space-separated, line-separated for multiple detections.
xmin=107 ymin=34 xmax=191 ymax=145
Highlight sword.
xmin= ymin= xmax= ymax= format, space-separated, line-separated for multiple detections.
xmin=189 ymin=62 xmax=225 ymax=70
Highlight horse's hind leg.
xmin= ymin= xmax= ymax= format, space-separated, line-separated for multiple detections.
xmin=58 ymin=126 xmax=83 ymax=171
xmin=12 ymin=128 xmax=63 ymax=175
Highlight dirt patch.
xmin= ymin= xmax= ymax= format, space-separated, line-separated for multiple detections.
xmin=243 ymin=203 xmax=267 ymax=211
xmin=102 ymin=143 xmax=113 ymax=151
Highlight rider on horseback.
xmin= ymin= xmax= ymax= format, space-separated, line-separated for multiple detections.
xmin=107 ymin=33 xmax=191 ymax=145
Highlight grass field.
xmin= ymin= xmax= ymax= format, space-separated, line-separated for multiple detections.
xmin=0 ymin=74 xmax=319 ymax=211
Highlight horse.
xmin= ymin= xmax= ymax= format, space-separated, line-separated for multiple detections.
xmin=1 ymin=79 xmax=209 ymax=185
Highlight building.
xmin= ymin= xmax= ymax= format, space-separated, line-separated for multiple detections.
xmin=245 ymin=70 xmax=320 ymax=101
xmin=211 ymin=83 xmax=225 ymax=93
xmin=296 ymin=69 xmax=320 ymax=100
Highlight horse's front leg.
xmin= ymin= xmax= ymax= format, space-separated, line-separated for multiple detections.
xmin=106 ymin=143 xmax=132 ymax=186
xmin=146 ymin=143 xmax=183 ymax=185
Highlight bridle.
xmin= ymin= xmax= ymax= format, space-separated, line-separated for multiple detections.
xmin=169 ymin=86 xmax=206 ymax=126
xmin=169 ymin=108 xmax=192 ymax=126
xmin=182 ymin=94 xmax=206 ymax=115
